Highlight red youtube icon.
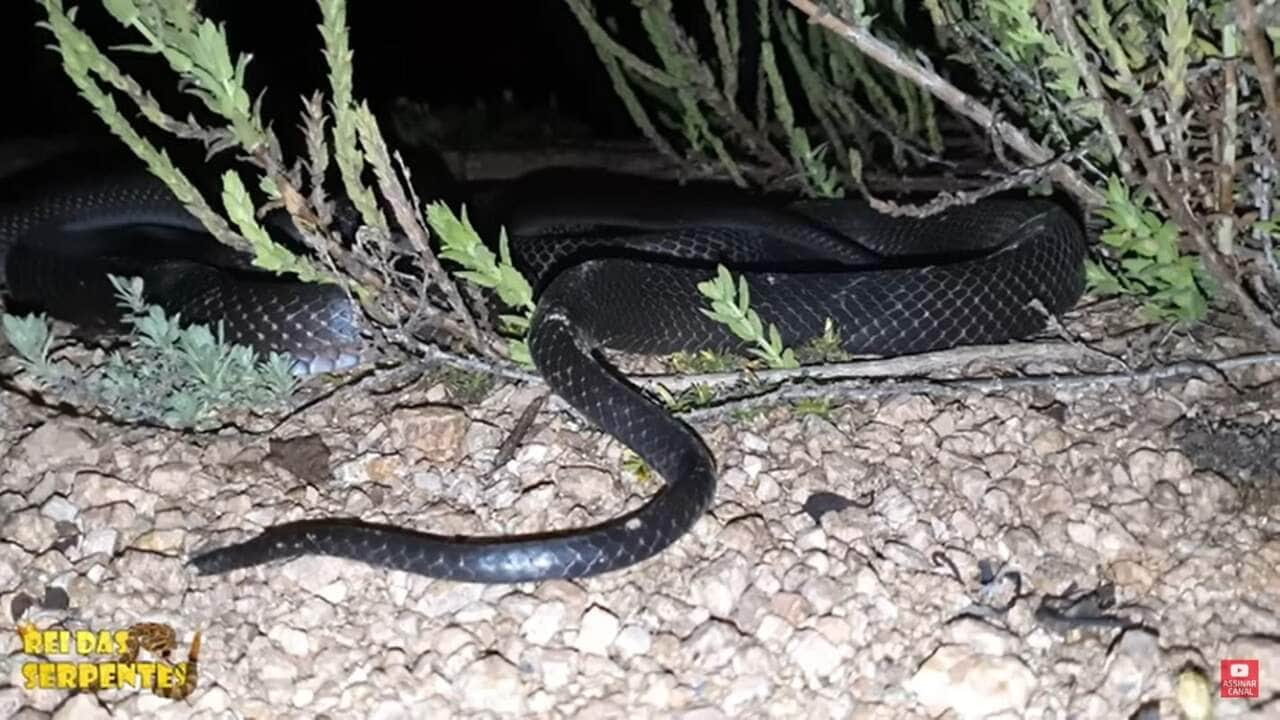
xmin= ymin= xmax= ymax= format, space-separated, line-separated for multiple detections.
xmin=1220 ymin=659 xmax=1260 ymax=699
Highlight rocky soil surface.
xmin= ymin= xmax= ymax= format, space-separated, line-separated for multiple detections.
xmin=2 ymin=313 xmax=1279 ymax=719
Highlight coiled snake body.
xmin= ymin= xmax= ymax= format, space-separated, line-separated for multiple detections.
xmin=0 ymin=162 xmax=1086 ymax=584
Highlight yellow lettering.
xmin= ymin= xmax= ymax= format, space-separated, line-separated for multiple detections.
xmin=55 ymin=663 xmax=77 ymax=689
xmin=113 ymin=630 xmax=131 ymax=655
xmin=74 ymin=631 xmax=97 ymax=655
xmin=135 ymin=662 xmax=157 ymax=688
xmin=18 ymin=627 xmax=41 ymax=654
xmin=98 ymin=662 xmax=117 ymax=689
xmin=21 ymin=663 xmax=37 ymax=689
xmin=76 ymin=663 xmax=99 ymax=689
xmin=34 ymin=630 xmax=69 ymax=654
xmin=34 ymin=663 xmax=57 ymax=688
xmin=115 ymin=661 xmax=136 ymax=689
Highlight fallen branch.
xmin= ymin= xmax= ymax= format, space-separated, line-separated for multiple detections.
xmin=682 ymin=352 xmax=1280 ymax=424
xmin=643 ymin=341 xmax=1124 ymax=392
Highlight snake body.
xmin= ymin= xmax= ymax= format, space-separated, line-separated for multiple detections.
xmin=0 ymin=160 xmax=1086 ymax=583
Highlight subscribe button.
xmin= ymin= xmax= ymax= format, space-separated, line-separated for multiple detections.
xmin=1219 ymin=659 xmax=1260 ymax=699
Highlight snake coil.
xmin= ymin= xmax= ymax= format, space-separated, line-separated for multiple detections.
xmin=0 ymin=163 xmax=1086 ymax=584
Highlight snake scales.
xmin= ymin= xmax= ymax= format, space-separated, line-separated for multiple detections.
xmin=0 ymin=158 xmax=1087 ymax=584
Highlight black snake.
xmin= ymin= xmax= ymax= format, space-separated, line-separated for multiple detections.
xmin=0 ymin=158 xmax=1087 ymax=584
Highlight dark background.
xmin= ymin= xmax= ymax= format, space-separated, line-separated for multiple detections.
xmin=0 ymin=1 xmax=634 ymax=142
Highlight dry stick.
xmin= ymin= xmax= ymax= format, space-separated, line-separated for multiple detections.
xmin=783 ymin=0 xmax=1103 ymax=208
xmin=1218 ymin=53 xmax=1241 ymax=256
xmin=644 ymin=341 xmax=1121 ymax=393
xmin=404 ymin=337 xmax=1122 ymax=396
xmin=681 ymin=352 xmax=1280 ymax=424
xmin=489 ymin=393 xmax=549 ymax=474
xmin=863 ymin=147 xmax=1092 ymax=218
xmin=1236 ymin=0 xmax=1280 ymax=168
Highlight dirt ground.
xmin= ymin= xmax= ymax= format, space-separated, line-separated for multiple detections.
xmin=2 ymin=292 xmax=1279 ymax=720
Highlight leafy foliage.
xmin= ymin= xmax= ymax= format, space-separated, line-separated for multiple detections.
xmin=1 ymin=276 xmax=297 ymax=429
xmin=427 ymin=202 xmax=536 ymax=365
xmin=1087 ymin=177 xmax=1210 ymax=322
xmin=697 ymin=265 xmax=799 ymax=369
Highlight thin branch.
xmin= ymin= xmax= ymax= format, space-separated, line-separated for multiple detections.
xmin=1236 ymin=0 xmax=1280 ymax=167
xmin=783 ymin=0 xmax=1103 ymax=207
xmin=645 ymin=341 xmax=1124 ymax=393
xmin=861 ymin=144 xmax=1097 ymax=218
xmin=682 ymin=352 xmax=1280 ymax=423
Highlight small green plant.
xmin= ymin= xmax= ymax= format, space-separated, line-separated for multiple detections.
xmin=791 ymin=397 xmax=835 ymax=420
xmin=654 ymin=383 xmax=717 ymax=413
xmin=669 ymin=349 xmax=740 ymax=374
xmin=697 ymin=265 xmax=800 ymax=370
xmin=436 ymin=366 xmax=495 ymax=404
xmin=729 ymin=406 xmax=768 ymax=423
xmin=797 ymin=318 xmax=850 ymax=363
xmin=621 ymin=449 xmax=655 ymax=485
xmin=2 ymin=313 xmax=61 ymax=382
xmin=427 ymin=202 xmax=536 ymax=364
xmin=1 ymin=276 xmax=298 ymax=429
xmin=1086 ymin=176 xmax=1210 ymax=322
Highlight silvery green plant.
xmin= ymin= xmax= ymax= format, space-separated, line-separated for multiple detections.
xmin=1 ymin=275 xmax=298 ymax=429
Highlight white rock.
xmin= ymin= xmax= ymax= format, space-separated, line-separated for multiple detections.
xmin=316 ymin=581 xmax=349 ymax=605
xmin=538 ymin=649 xmax=578 ymax=690
xmin=457 ymin=655 xmax=526 ymax=714
xmin=875 ymin=395 xmax=935 ymax=427
xmin=684 ymin=619 xmax=742 ymax=671
xmin=368 ymin=699 xmax=412 ymax=720
xmin=614 ymin=625 xmax=653 ymax=658
xmin=690 ymin=551 xmax=752 ymax=617
xmin=799 ymin=576 xmax=842 ymax=615
xmin=755 ymin=475 xmax=782 ymax=502
xmin=19 ymin=423 xmax=96 ymax=468
xmin=906 ymin=645 xmax=1037 ymax=720
xmin=52 ymin=694 xmax=110 ymax=720
xmin=73 ymin=472 xmax=157 ymax=515
xmin=755 ymin=613 xmax=793 ymax=645
xmin=787 ymin=629 xmax=843 ymax=680
xmin=2 ymin=510 xmax=56 ymax=551
xmin=192 ymin=686 xmax=232 ymax=713
xmin=1100 ymin=628 xmax=1161 ymax=705
xmin=520 ymin=601 xmax=566 ymax=645
xmin=255 ymin=646 xmax=301 ymax=682
xmin=132 ymin=528 xmax=186 ymax=552
xmin=944 ymin=617 xmax=1019 ymax=656
xmin=268 ymin=625 xmax=311 ymax=656
xmin=572 ymin=606 xmax=621 ymax=656
xmin=1031 ymin=428 xmax=1071 ymax=455
xmin=741 ymin=454 xmax=766 ymax=479
xmin=40 ymin=496 xmax=79 ymax=523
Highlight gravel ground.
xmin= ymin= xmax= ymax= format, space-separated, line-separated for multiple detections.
xmin=2 ymin=309 xmax=1279 ymax=719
